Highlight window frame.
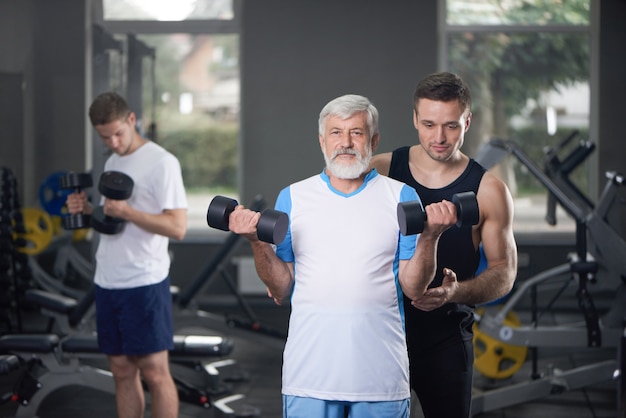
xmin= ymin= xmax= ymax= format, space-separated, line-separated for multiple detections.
xmin=91 ymin=0 xmax=242 ymax=238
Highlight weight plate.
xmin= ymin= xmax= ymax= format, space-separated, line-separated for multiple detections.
xmin=90 ymin=206 xmax=125 ymax=235
xmin=257 ymin=209 xmax=289 ymax=244
xmin=473 ymin=307 xmax=528 ymax=380
xmin=207 ymin=196 xmax=238 ymax=231
xmin=453 ymin=191 xmax=480 ymax=228
xmin=39 ymin=171 xmax=72 ymax=216
xmin=397 ymin=201 xmax=425 ymax=236
xmin=13 ymin=207 xmax=54 ymax=255
xmin=59 ymin=172 xmax=93 ymax=190
xmin=98 ymin=171 xmax=134 ymax=200
xmin=62 ymin=213 xmax=92 ymax=230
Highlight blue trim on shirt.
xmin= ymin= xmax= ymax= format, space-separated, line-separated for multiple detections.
xmin=320 ymin=168 xmax=378 ymax=197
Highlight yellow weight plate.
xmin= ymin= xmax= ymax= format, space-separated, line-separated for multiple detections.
xmin=72 ymin=227 xmax=91 ymax=242
xmin=473 ymin=307 xmax=528 ymax=379
xmin=51 ymin=215 xmax=63 ymax=236
xmin=13 ymin=207 xmax=54 ymax=255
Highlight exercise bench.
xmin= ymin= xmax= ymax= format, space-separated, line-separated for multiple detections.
xmin=0 ymin=332 xmax=236 ymax=417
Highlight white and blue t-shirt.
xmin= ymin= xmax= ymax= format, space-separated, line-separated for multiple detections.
xmin=275 ymin=169 xmax=419 ymax=402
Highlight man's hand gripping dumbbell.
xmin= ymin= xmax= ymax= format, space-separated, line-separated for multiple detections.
xmin=398 ymin=191 xmax=480 ymax=311
xmin=207 ymin=195 xmax=288 ymax=244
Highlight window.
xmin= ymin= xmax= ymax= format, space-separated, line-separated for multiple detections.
xmin=442 ymin=0 xmax=592 ymax=233
xmin=95 ymin=0 xmax=240 ymax=233
xmin=102 ymin=0 xmax=233 ymax=21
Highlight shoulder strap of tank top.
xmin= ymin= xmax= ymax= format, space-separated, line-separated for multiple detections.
xmin=389 ymin=146 xmax=411 ymax=179
xmin=465 ymin=159 xmax=487 ymax=193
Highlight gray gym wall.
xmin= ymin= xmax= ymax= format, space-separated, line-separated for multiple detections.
xmin=597 ymin=0 xmax=626 ymax=240
xmin=239 ymin=0 xmax=436 ymax=207
xmin=0 ymin=0 xmax=90 ymax=206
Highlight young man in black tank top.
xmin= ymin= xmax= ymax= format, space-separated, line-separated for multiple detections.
xmin=371 ymin=72 xmax=518 ymax=418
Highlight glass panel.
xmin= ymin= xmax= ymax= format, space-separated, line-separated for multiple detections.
xmin=103 ymin=0 xmax=233 ymax=21
xmin=447 ymin=29 xmax=590 ymax=232
xmin=129 ymin=33 xmax=240 ymax=230
xmin=447 ymin=0 xmax=590 ymax=26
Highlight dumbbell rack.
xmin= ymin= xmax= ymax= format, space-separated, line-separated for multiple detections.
xmin=0 ymin=167 xmax=35 ymax=334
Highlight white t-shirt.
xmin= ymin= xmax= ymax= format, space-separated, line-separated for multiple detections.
xmin=94 ymin=141 xmax=187 ymax=289
xmin=275 ymin=169 xmax=419 ymax=402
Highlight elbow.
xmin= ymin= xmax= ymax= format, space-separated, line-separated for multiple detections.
xmin=506 ymin=270 xmax=516 ymax=293
xmin=173 ymin=215 xmax=188 ymax=241
xmin=399 ymin=279 xmax=425 ymax=301
xmin=165 ymin=210 xmax=187 ymax=241
xmin=169 ymin=223 xmax=187 ymax=241
xmin=172 ymin=228 xmax=186 ymax=241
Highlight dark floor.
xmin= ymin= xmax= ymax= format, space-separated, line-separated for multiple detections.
xmin=0 ymin=291 xmax=623 ymax=418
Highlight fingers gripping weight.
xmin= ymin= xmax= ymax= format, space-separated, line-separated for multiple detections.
xmin=397 ymin=191 xmax=479 ymax=236
xmin=207 ymin=195 xmax=289 ymax=244
xmin=60 ymin=172 xmax=93 ymax=230
xmin=90 ymin=171 xmax=134 ymax=235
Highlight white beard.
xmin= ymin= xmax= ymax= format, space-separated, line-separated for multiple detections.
xmin=324 ymin=147 xmax=372 ymax=179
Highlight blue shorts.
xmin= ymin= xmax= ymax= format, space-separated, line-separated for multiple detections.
xmin=282 ymin=395 xmax=410 ymax=418
xmin=95 ymin=277 xmax=174 ymax=356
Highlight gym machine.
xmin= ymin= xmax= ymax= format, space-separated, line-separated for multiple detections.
xmin=0 ymin=332 xmax=236 ymax=417
xmin=470 ymin=136 xmax=625 ymax=415
xmin=12 ymin=180 xmax=260 ymax=415
xmin=7 ymin=283 xmax=262 ymax=417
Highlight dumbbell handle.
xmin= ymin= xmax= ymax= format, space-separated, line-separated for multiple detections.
xmin=207 ymin=195 xmax=289 ymax=244
xmin=398 ymin=191 xmax=479 ymax=236
xmin=60 ymin=172 xmax=94 ymax=230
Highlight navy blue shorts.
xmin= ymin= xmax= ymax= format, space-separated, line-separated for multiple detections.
xmin=95 ymin=277 xmax=174 ymax=356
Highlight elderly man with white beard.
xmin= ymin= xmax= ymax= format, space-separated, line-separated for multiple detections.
xmin=226 ymin=94 xmax=459 ymax=418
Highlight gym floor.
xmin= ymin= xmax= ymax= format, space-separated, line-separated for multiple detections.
xmin=0 ymin=292 xmax=621 ymax=418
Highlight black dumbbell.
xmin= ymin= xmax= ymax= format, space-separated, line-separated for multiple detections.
xmin=207 ymin=195 xmax=289 ymax=244
xmin=90 ymin=171 xmax=134 ymax=235
xmin=60 ymin=172 xmax=93 ymax=230
xmin=397 ymin=191 xmax=479 ymax=236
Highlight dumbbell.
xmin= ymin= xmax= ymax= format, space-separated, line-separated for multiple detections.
xmin=60 ymin=172 xmax=93 ymax=230
xmin=397 ymin=191 xmax=479 ymax=236
xmin=207 ymin=195 xmax=289 ymax=244
xmin=90 ymin=171 xmax=134 ymax=235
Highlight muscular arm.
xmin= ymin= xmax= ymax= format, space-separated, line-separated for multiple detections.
xmin=414 ymin=174 xmax=517 ymax=310
xmin=454 ymin=174 xmax=517 ymax=305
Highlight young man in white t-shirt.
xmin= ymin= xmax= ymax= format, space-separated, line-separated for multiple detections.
xmin=66 ymin=92 xmax=187 ymax=418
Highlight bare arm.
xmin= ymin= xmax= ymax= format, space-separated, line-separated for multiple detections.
xmin=105 ymin=199 xmax=188 ymax=241
xmin=229 ymin=205 xmax=294 ymax=305
xmin=66 ymin=189 xmax=188 ymax=240
xmin=412 ymin=174 xmax=517 ymax=310
xmin=399 ymin=199 xmax=459 ymax=300
xmin=454 ymin=174 xmax=517 ymax=304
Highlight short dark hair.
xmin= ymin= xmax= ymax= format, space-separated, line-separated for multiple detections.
xmin=413 ymin=72 xmax=471 ymax=113
xmin=88 ymin=92 xmax=131 ymax=126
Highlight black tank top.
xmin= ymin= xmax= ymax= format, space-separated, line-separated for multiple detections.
xmin=389 ymin=145 xmax=486 ymax=349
